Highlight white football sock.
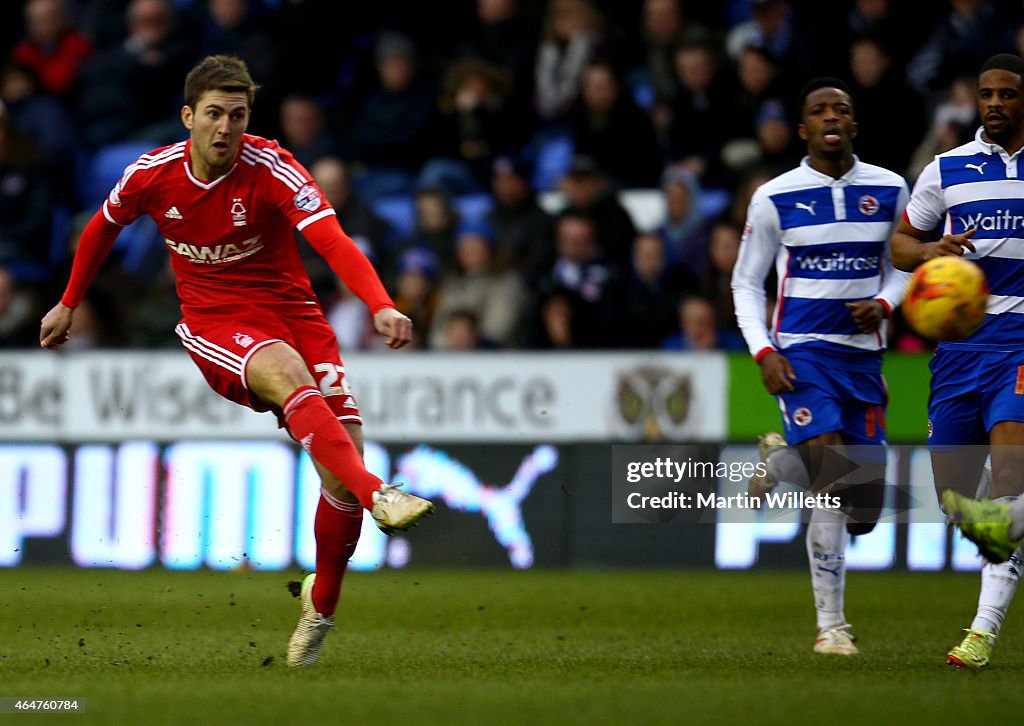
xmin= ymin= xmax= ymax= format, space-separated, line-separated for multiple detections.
xmin=806 ymin=506 xmax=848 ymax=631
xmin=766 ymin=447 xmax=811 ymax=488
xmin=971 ymin=497 xmax=1023 ymax=636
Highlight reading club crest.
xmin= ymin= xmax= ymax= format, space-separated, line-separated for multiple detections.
xmin=294 ymin=184 xmax=322 ymax=212
xmin=793 ymin=407 xmax=813 ymax=426
xmin=858 ymin=194 xmax=879 ymax=216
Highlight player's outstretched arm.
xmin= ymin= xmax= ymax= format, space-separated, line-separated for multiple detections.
xmin=39 ymin=302 xmax=74 ymax=349
xmin=373 ymin=308 xmax=413 ymax=350
xmin=891 ymin=218 xmax=976 ymax=270
xmin=39 ymin=210 xmax=124 ymax=349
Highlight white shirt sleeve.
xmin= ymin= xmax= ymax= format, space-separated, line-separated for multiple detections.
xmin=904 ymin=158 xmax=945 ymax=232
xmin=876 ymin=182 xmax=912 ymax=311
xmin=731 ymin=187 xmax=781 ymax=358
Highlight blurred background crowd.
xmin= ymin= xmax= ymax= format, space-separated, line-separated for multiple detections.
xmin=0 ymin=0 xmax=1018 ymax=353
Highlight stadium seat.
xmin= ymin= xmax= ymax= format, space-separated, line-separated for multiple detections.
xmin=81 ymin=140 xmax=160 ymax=209
xmin=369 ymin=195 xmax=416 ymax=241
xmin=630 ymin=79 xmax=655 ymax=111
xmin=531 ymin=134 xmax=574 ymax=192
xmin=538 ymin=187 xmax=734 ymax=232
xmin=453 ymin=193 xmax=494 ymax=223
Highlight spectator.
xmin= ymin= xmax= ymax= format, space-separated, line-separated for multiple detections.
xmin=458 ymin=0 xmax=537 ymax=106
xmin=485 ymin=155 xmax=554 ymax=279
xmin=570 ymin=61 xmax=662 ymax=188
xmin=419 ymin=58 xmax=520 ymax=195
xmin=665 ymin=40 xmax=734 ymax=185
xmin=0 ymin=63 xmax=77 ymax=183
xmin=845 ymin=0 xmax=907 ymax=65
xmin=658 ymin=166 xmax=709 ymax=285
xmin=537 ymin=292 xmax=575 ymax=349
xmin=559 ymin=154 xmax=636 ymax=273
xmin=661 ymin=295 xmax=745 ymax=350
xmin=620 ymin=232 xmax=686 ymax=348
xmin=848 ymin=35 xmax=922 ymax=172
xmin=534 ymin=0 xmax=606 ymax=121
xmin=10 ymin=0 xmax=92 ymax=104
xmin=907 ymin=76 xmax=977 ymax=179
xmin=534 ymin=212 xmax=618 ymax=348
xmin=726 ymin=0 xmax=798 ymax=74
xmin=0 ymin=108 xmax=52 ymax=270
xmin=725 ymin=45 xmax=784 ymax=163
xmin=907 ymin=0 xmax=1011 ymax=97
xmin=125 ymin=257 xmax=181 ymax=348
xmin=0 ymin=264 xmax=40 ymax=347
xmin=398 ymin=186 xmax=461 ymax=275
xmin=279 ymin=94 xmax=338 ymax=171
xmin=77 ymin=0 xmax=193 ymax=146
xmin=197 ymin=0 xmax=279 ymax=128
xmin=722 ymin=97 xmax=799 ymax=180
xmin=438 ymin=309 xmax=492 ymax=351
xmin=635 ymin=0 xmax=710 ymax=110
xmin=391 ymin=246 xmax=441 ymax=351
xmin=429 ymin=220 xmax=527 ymax=349
xmin=701 ymin=219 xmax=742 ymax=335
xmin=349 ymin=31 xmax=437 ymax=198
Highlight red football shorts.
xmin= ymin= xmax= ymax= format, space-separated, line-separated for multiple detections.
xmin=174 ymin=311 xmax=361 ymax=428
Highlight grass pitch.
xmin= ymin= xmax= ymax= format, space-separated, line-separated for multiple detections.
xmin=1 ymin=568 xmax=1023 ymax=724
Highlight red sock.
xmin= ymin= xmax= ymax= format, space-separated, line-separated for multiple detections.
xmin=311 ymin=493 xmax=363 ymax=617
xmin=283 ymin=386 xmax=382 ymax=510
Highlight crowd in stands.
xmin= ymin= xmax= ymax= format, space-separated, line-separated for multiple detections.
xmin=0 ymin=0 xmax=1019 ymax=353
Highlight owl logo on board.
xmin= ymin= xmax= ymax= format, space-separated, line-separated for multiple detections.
xmin=614 ymin=366 xmax=694 ymax=441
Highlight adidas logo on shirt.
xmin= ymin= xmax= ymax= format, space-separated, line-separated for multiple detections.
xmin=164 ymin=206 xmax=183 ymax=219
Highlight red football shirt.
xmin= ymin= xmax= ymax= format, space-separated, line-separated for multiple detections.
xmin=97 ymin=134 xmax=390 ymax=318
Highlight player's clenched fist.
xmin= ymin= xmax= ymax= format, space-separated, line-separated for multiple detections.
xmin=39 ymin=302 xmax=74 ymax=349
xmin=757 ymin=350 xmax=796 ymax=394
xmin=374 ymin=307 xmax=413 ymax=349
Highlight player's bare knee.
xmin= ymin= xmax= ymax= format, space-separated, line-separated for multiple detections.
xmin=245 ymin=343 xmax=316 ymax=405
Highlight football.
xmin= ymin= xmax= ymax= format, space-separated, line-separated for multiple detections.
xmin=902 ymin=256 xmax=989 ymax=341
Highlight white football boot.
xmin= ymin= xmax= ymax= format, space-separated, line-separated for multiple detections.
xmin=372 ymin=483 xmax=434 ymax=535
xmin=286 ymin=573 xmax=334 ymax=668
xmin=814 ymin=624 xmax=859 ymax=655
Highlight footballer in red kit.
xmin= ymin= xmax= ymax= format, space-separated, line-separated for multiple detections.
xmin=39 ymin=55 xmax=433 ymax=668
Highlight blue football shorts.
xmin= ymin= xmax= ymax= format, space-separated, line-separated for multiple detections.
xmin=928 ymin=348 xmax=1024 ymax=448
xmin=776 ymin=350 xmax=887 ymax=446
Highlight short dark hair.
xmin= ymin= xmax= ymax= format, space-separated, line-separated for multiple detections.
xmin=980 ymin=53 xmax=1024 ymax=81
xmin=184 ymin=55 xmax=258 ymax=109
xmin=799 ymin=77 xmax=853 ymax=109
